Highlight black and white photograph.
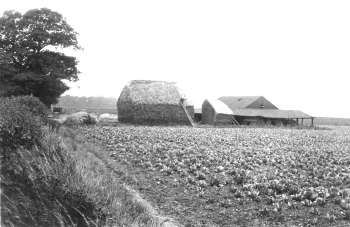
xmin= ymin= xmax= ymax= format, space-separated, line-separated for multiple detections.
xmin=1 ymin=1 xmax=350 ymax=226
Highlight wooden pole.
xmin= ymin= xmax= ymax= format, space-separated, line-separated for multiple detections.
xmin=311 ymin=117 xmax=314 ymax=127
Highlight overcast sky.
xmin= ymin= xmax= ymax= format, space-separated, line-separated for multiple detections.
xmin=1 ymin=1 xmax=350 ymax=117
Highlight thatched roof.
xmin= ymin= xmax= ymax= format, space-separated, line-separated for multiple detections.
xmin=118 ymin=80 xmax=190 ymax=105
xmin=204 ymin=99 xmax=233 ymax=115
xmin=232 ymin=109 xmax=312 ymax=119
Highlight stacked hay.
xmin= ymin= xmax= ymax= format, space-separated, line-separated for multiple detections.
xmin=117 ymin=80 xmax=194 ymax=125
xmin=201 ymin=99 xmax=235 ymax=125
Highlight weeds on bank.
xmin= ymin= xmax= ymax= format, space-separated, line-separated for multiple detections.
xmin=1 ymin=96 xmax=168 ymax=227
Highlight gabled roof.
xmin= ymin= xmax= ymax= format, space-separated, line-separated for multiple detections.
xmin=219 ymin=96 xmax=278 ymax=110
xmin=204 ymin=99 xmax=233 ymax=115
xmin=218 ymin=96 xmax=262 ymax=109
xmin=232 ymin=109 xmax=312 ymax=119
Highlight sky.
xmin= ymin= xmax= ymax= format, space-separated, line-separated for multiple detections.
xmin=1 ymin=0 xmax=350 ymax=118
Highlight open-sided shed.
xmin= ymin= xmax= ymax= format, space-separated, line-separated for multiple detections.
xmin=232 ymin=109 xmax=314 ymax=126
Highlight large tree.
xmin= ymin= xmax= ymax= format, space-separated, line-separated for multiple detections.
xmin=0 ymin=8 xmax=80 ymax=106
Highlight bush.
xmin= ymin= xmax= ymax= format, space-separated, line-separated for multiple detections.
xmin=0 ymin=97 xmax=43 ymax=152
xmin=12 ymin=95 xmax=48 ymax=121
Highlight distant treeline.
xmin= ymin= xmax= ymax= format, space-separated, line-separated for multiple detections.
xmin=315 ymin=117 xmax=350 ymax=126
xmin=54 ymin=95 xmax=117 ymax=113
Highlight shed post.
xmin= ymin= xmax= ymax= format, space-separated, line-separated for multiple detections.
xmin=311 ymin=117 xmax=314 ymax=127
xmin=301 ymin=118 xmax=304 ymax=126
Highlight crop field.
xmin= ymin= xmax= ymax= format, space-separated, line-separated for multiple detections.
xmin=80 ymin=126 xmax=350 ymax=226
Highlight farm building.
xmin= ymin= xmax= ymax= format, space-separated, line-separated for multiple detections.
xmin=197 ymin=96 xmax=313 ymax=126
xmin=231 ymin=109 xmax=314 ymax=126
xmin=117 ymin=80 xmax=194 ymax=125
xmin=201 ymin=99 xmax=237 ymax=125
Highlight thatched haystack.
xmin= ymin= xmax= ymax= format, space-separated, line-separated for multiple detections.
xmin=201 ymin=99 xmax=235 ymax=125
xmin=117 ymin=80 xmax=194 ymax=125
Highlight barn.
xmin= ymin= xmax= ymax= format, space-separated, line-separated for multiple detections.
xmin=201 ymin=99 xmax=237 ymax=125
xmin=218 ymin=96 xmax=313 ymax=126
xmin=117 ymin=80 xmax=194 ymax=125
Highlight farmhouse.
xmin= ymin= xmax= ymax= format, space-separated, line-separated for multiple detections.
xmin=201 ymin=99 xmax=237 ymax=125
xmin=117 ymin=80 xmax=194 ymax=125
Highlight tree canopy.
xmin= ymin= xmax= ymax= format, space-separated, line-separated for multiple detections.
xmin=0 ymin=8 xmax=80 ymax=106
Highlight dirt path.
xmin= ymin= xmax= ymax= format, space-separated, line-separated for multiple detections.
xmin=68 ymin=133 xmax=182 ymax=227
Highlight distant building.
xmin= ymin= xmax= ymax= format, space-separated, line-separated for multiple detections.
xmin=198 ymin=96 xmax=313 ymax=126
xmin=229 ymin=108 xmax=313 ymax=126
xmin=117 ymin=80 xmax=194 ymax=125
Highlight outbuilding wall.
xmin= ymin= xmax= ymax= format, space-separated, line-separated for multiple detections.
xmin=235 ymin=116 xmax=296 ymax=126
xmin=215 ymin=113 xmax=235 ymax=125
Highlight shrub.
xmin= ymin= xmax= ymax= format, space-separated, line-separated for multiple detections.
xmin=0 ymin=97 xmax=43 ymax=152
xmin=12 ymin=95 xmax=48 ymax=121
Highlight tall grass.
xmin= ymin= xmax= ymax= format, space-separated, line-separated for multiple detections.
xmin=1 ymin=96 xmax=177 ymax=227
xmin=1 ymin=127 xmax=103 ymax=226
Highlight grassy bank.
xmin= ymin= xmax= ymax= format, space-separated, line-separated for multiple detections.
xmin=1 ymin=96 xmax=176 ymax=227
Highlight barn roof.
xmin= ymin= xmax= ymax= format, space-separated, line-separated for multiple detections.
xmin=118 ymin=80 xmax=188 ymax=105
xmin=204 ymin=99 xmax=233 ymax=115
xmin=218 ymin=96 xmax=262 ymax=109
xmin=232 ymin=109 xmax=312 ymax=119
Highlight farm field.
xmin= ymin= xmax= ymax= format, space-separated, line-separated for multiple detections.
xmin=80 ymin=126 xmax=350 ymax=226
